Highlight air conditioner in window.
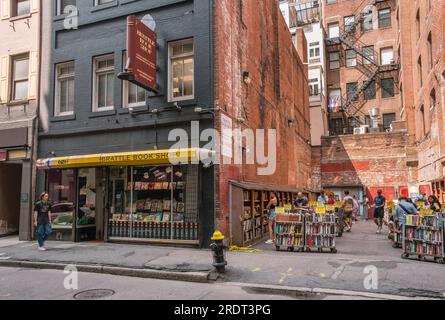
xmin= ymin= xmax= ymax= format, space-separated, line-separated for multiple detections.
xmin=353 ymin=125 xmax=369 ymax=135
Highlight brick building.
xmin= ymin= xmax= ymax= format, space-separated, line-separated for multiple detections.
xmin=213 ymin=0 xmax=312 ymax=241
xmin=312 ymin=0 xmax=418 ymax=203
xmin=397 ymin=0 xmax=445 ymax=202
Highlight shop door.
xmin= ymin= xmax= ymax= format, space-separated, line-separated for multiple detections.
xmin=75 ymin=168 xmax=97 ymax=242
xmin=107 ymin=167 xmax=127 ymax=238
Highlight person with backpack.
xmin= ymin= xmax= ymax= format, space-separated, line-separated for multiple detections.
xmin=394 ymin=196 xmax=418 ymax=229
xmin=33 ymin=192 xmax=53 ymax=251
xmin=342 ymin=191 xmax=354 ymax=232
xmin=373 ymin=190 xmax=386 ymax=234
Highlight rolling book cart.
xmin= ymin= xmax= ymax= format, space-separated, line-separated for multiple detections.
xmin=401 ymin=212 xmax=444 ymax=264
xmin=275 ymin=208 xmax=305 ymax=252
xmin=304 ymin=204 xmax=337 ymax=254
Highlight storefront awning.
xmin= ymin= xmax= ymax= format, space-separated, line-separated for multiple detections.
xmin=36 ymin=148 xmax=215 ymax=169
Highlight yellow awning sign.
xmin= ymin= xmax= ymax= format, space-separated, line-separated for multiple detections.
xmin=36 ymin=148 xmax=215 ymax=169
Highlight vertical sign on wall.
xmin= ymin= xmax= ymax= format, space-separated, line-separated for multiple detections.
xmin=123 ymin=15 xmax=158 ymax=92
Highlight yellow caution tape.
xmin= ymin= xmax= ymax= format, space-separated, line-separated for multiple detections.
xmin=228 ymin=245 xmax=262 ymax=253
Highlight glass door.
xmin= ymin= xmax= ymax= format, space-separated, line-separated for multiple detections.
xmin=75 ymin=168 xmax=97 ymax=241
xmin=108 ymin=167 xmax=129 ymax=239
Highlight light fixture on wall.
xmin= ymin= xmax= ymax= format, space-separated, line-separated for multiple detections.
xmin=288 ymin=119 xmax=294 ymax=127
xmin=243 ymin=71 xmax=251 ymax=84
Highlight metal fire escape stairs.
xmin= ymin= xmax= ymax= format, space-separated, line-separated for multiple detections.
xmin=327 ymin=0 xmax=399 ymax=129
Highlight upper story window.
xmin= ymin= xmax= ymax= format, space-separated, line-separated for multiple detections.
xmin=328 ymin=22 xmax=339 ymax=39
xmin=11 ymin=53 xmax=29 ymax=101
xmin=122 ymin=51 xmax=145 ymax=108
xmin=57 ymin=0 xmax=76 ymax=15
xmin=361 ymin=10 xmax=373 ymax=32
xmin=363 ymin=45 xmax=375 ymax=65
xmin=12 ymin=0 xmax=30 ymax=17
xmin=55 ymin=61 xmax=75 ymax=116
xmin=344 ymin=15 xmax=355 ymax=33
xmin=309 ymin=47 xmax=320 ymax=58
xmin=169 ymin=39 xmax=194 ymax=102
xmin=381 ymin=78 xmax=395 ymax=98
xmin=380 ymin=47 xmax=394 ymax=65
xmin=326 ymin=0 xmax=337 ymax=4
xmin=94 ymin=0 xmax=114 ymax=5
xmin=93 ymin=54 xmax=114 ymax=111
xmin=345 ymin=49 xmax=357 ymax=67
xmin=329 ymin=51 xmax=340 ymax=70
xmin=378 ymin=8 xmax=391 ymax=28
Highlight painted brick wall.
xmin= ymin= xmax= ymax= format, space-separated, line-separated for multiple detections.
xmin=213 ymin=0 xmax=312 ymax=235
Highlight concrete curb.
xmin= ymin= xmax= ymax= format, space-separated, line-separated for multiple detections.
xmin=224 ymin=282 xmax=442 ymax=300
xmin=0 ymin=260 xmax=210 ymax=283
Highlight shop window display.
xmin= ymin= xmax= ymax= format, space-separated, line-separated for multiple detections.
xmin=108 ymin=165 xmax=198 ymax=241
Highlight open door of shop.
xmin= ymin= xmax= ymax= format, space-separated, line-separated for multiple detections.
xmin=75 ymin=168 xmax=97 ymax=241
xmin=0 ymin=163 xmax=22 ymax=236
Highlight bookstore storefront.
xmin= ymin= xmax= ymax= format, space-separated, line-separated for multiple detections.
xmin=37 ymin=148 xmax=210 ymax=245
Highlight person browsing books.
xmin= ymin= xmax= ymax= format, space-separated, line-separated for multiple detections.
xmin=294 ymin=192 xmax=309 ymax=209
xmin=427 ymin=195 xmax=441 ymax=212
xmin=394 ymin=196 xmax=418 ymax=229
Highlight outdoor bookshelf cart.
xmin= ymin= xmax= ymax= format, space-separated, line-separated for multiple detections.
xmin=401 ymin=213 xmax=444 ymax=264
xmin=304 ymin=210 xmax=338 ymax=254
xmin=275 ymin=209 xmax=305 ymax=252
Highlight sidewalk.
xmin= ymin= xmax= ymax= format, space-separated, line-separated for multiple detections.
xmin=0 ymin=220 xmax=444 ymax=299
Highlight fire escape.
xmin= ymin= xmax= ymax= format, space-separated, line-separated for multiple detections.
xmin=326 ymin=0 xmax=399 ymax=135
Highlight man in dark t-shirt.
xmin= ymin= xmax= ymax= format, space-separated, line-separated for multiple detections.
xmin=373 ymin=190 xmax=386 ymax=234
xmin=34 ymin=192 xmax=52 ymax=251
xmin=294 ymin=192 xmax=309 ymax=208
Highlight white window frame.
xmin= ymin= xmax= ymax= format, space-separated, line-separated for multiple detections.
xmin=55 ymin=61 xmax=75 ymax=116
xmin=93 ymin=54 xmax=115 ymax=112
xmin=122 ymin=51 xmax=146 ymax=109
xmin=328 ymin=23 xmax=340 ymax=39
xmin=11 ymin=0 xmax=31 ymax=18
xmin=380 ymin=47 xmax=394 ymax=65
xmin=94 ymin=0 xmax=114 ymax=6
xmin=10 ymin=53 xmax=29 ymax=102
xmin=168 ymin=38 xmax=194 ymax=102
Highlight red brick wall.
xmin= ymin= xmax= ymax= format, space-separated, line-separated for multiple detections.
xmin=213 ymin=0 xmax=312 ymax=235
xmin=319 ymin=132 xmax=417 ymax=200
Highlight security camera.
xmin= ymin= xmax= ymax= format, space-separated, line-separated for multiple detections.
xmin=129 ymin=107 xmax=135 ymax=114
xmin=194 ymin=107 xmax=203 ymax=113
xmin=151 ymin=108 xmax=159 ymax=114
xmin=173 ymin=102 xmax=181 ymax=111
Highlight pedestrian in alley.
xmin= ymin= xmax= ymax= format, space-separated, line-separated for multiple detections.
xmin=265 ymin=192 xmax=278 ymax=244
xmin=390 ymin=196 xmax=418 ymax=236
xmin=34 ymin=192 xmax=53 ymax=251
xmin=352 ymin=195 xmax=359 ymax=223
xmin=427 ymin=195 xmax=441 ymax=212
xmin=326 ymin=191 xmax=335 ymax=205
xmin=361 ymin=196 xmax=370 ymax=220
xmin=373 ymin=190 xmax=386 ymax=234
xmin=317 ymin=191 xmax=326 ymax=204
xmin=294 ymin=192 xmax=309 ymax=209
xmin=342 ymin=191 xmax=354 ymax=232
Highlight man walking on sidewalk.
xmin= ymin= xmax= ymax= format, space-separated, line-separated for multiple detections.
xmin=373 ymin=190 xmax=386 ymax=234
xmin=34 ymin=192 xmax=53 ymax=251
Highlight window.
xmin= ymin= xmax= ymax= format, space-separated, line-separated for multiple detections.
xmin=361 ymin=10 xmax=373 ymax=32
xmin=363 ymin=46 xmax=374 ymax=65
xmin=430 ymin=89 xmax=436 ymax=110
xmin=122 ymin=52 xmax=146 ymax=108
xmin=328 ymin=89 xmax=342 ymax=112
xmin=169 ymin=39 xmax=194 ymax=101
xmin=12 ymin=0 xmax=30 ymax=17
xmin=380 ymin=47 xmax=394 ymax=65
xmin=93 ymin=54 xmax=114 ymax=111
xmin=346 ymin=82 xmax=358 ymax=102
xmin=326 ymin=0 xmax=337 ymax=4
xmin=418 ymin=56 xmax=423 ymax=88
xmin=57 ymin=0 xmax=76 ymax=15
xmin=364 ymin=80 xmax=376 ymax=100
xmin=55 ymin=61 xmax=75 ymax=116
xmin=329 ymin=51 xmax=340 ymax=70
xmin=328 ymin=23 xmax=340 ymax=39
xmin=383 ymin=113 xmax=396 ymax=131
xmin=381 ymin=78 xmax=394 ymax=98
xmin=345 ymin=50 xmax=357 ymax=67
xmin=344 ymin=15 xmax=355 ymax=33
xmin=365 ymin=115 xmax=371 ymax=127
xmin=428 ymin=33 xmax=433 ymax=71
xmin=309 ymin=82 xmax=319 ymax=96
xmin=94 ymin=0 xmax=114 ymax=5
xmin=11 ymin=54 xmax=29 ymax=101
xmin=330 ymin=118 xmax=344 ymax=136
xmin=309 ymin=47 xmax=320 ymax=58
xmin=378 ymin=8 xmax=391 ymax=28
